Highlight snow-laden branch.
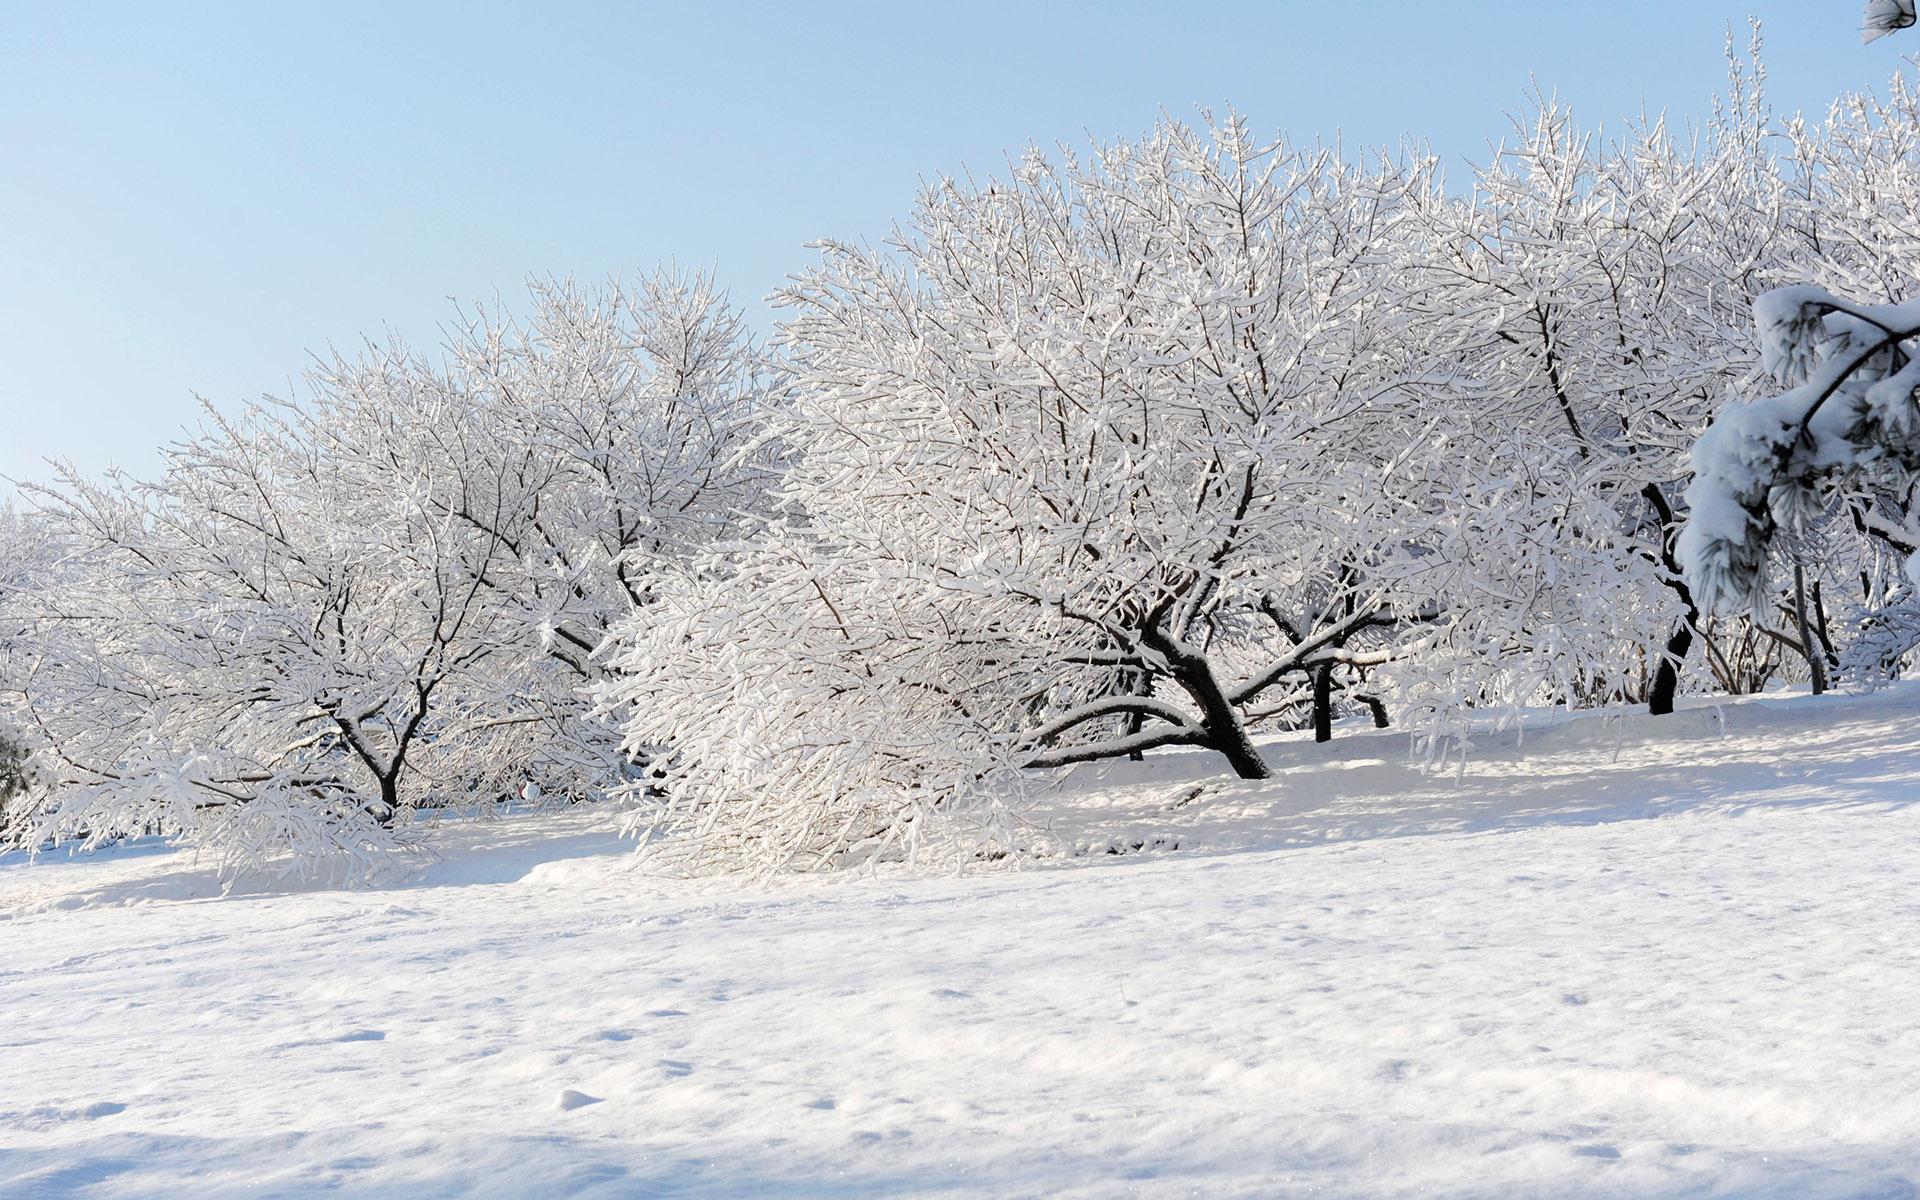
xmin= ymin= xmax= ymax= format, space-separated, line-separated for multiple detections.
xmin=1865 ymin=0 xmax=1917 ymax=44
xmin=1680 ymin=286 xmax=1920 ymax=616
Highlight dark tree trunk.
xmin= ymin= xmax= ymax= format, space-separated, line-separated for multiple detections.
xmin=1208 ymin=725 xmax=1270 ymax=779
xmin=1643 ymin=483 xmax=1701 ymax=717
xmin=1647 ymin=622 xmax=1691 ymax=717
xmin=1119 ymin=670 xmax=1147 ymax=761
xmin=1311 ymin=662 xmax=1334 ymax=743
xmin=1359 ymin=693 xmax=1390 ymax=729
xmin=374 ymin=773 xmax=400 ymax=826
xmin=1142 ymin=620 xmax=1270 ymax=780
xmin=1793 ymin=564 xmax=1828 ymax=696
xmin=1187 ymin=664 xmax=1269 ymax=779
xmin=1811 ymin=581 xmax=1837 ymax=665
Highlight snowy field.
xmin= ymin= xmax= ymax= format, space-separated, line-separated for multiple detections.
xmin=3 ymin=688 xmax=1919 ymax=1199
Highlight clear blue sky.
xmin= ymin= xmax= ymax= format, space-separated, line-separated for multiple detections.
xmin=1 ymin=2 xmax=1911 ymax=490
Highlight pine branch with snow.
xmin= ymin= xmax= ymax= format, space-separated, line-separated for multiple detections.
xmin=1865 ymin=0 xmax=1916 ymax=44
xmin=1679 ymin=287 xmax=1920 ymax=618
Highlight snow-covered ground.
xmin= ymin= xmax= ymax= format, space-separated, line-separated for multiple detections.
xmin=3 ymin=688 xmax=1919 ymax=1198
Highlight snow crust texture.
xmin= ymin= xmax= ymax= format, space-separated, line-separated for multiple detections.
xmin=2 ymin=689 xmax=1918 ymax=1198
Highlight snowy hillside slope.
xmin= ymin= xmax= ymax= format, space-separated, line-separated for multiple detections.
xmin=2 ymin=688 xmax=1918 ymax=1198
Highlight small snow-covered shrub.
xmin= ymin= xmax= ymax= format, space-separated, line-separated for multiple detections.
xmin=603 ymin=543 xmax=1026 ymax=875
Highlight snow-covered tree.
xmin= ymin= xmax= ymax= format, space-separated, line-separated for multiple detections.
xmin=603 ymin=117 xmax=1679 ymax=872
xmin=0 ymin=504 xmax=59 ymax=840
xmin=334 ymin=272 xmax=780 ymax=796
xmin=19 ymin=37 xmax=1920 ymax=885
xmin=6 ymin=273 xmax=774 ymax=882
xmin=1399 ymin=47 xmax=1792 ymax=712
xmin=1682 ymin=66 xmax=1920 ymax=675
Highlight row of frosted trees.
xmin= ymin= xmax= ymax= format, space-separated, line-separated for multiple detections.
xmin=6 ymin=52 xmax=1920 ymax=879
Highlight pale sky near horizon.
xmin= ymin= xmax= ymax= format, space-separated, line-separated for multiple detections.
xmin=1 ymin=2 xmax=1913 ymax=493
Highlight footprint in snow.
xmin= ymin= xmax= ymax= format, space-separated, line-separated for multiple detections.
xmin=80 ymin=1101 xmax=126 ymax=1119
xmin=556 ymin=1089 xmax=603 ymax=1111
xmin=335 ymin=1029 xmax=386 ymax=1042
xmin=658 ymin=1059 xmax=693 ymax=1077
